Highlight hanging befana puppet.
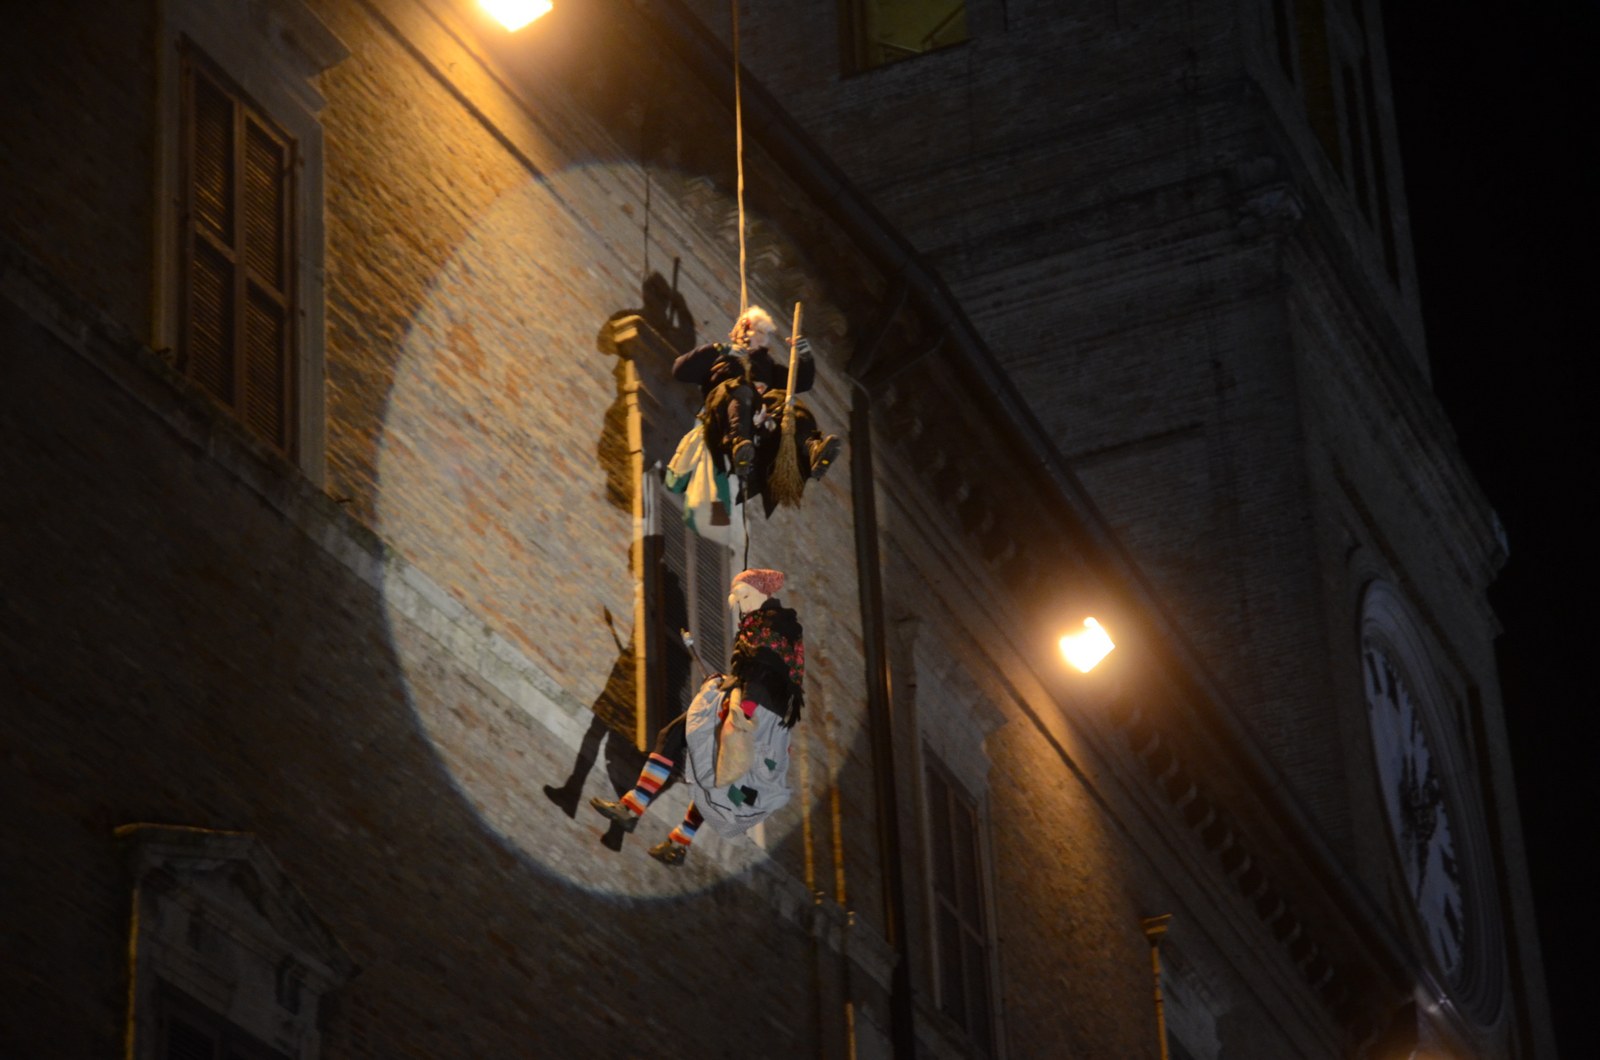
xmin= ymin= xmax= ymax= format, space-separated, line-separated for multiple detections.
xmin=591 ymin=567 xmax=805 ymax=866
xmin=665 ymin=303 xmax=841 ymax=527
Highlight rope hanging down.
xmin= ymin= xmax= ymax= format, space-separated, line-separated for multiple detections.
xmin=732 ymin=0 xmax=747 ymax=314
xmin=734 ymin=0 xmax=748 ymax=569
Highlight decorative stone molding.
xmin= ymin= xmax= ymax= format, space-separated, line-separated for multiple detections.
xmin=117 ymin=824 xmax=356 ymax=1060
xmin=1114 ymin=706 xmax=1358 ymax=1023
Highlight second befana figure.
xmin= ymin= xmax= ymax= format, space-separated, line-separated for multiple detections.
xmin=666 ymin=305 xmax=842 ymax=520
xmin=590 ymin=567 xmax=804 ymax=866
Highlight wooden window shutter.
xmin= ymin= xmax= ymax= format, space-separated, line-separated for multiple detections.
xmin=179 ymin=45 xmax=298 ymax=457
xmin=692 ymin=530 xmax=730 ymax=682
xmin=926 ymin=758 xmax=996 ymax=1054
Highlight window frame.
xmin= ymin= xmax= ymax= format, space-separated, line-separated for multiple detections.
xmin=922 ymin=750 xmax=999 ymax=1056
xmin=840 ymin=0 xmax=973 ymax=74
xmin=153 ymin=0 xmax=344 ymax=484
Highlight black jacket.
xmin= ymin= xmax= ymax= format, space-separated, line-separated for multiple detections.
xmin=673 ymin=342 xmax=815 ymax=397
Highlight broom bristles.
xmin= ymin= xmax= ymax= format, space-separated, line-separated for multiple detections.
xmin=768 ymin=407 xmax=805 ymax=507
xmin=766 ymin=302 xmax=806 ymax=507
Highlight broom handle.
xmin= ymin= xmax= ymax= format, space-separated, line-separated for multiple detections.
xmin=785 ymin=302 xmax=803 ymax=409
xmin=681 ymin=628 xmax=716 ymax=679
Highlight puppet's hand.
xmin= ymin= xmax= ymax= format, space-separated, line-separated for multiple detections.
xmin=726 ymin=686 xmax=755 ymax=727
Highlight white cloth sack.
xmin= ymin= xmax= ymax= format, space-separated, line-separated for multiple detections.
xmin=683 ymin=677 xmax=793 ymax=837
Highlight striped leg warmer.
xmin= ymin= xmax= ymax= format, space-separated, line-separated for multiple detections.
xmin=621 ymin=753 xmax=674 ymax=816
xmin=668 ymin=802 xmax=704 ymax=846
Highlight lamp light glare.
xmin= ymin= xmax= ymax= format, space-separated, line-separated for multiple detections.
xmin=1060 ymin=617 xmax=1115 ymax=673
xmin=481 ymin=0 xmax=552 ymax=31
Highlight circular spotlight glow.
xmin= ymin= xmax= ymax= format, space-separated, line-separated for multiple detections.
xmin=372 ymin=166 xmax=861 ymax=899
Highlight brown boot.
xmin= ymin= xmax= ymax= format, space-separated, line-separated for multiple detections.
xmin=729 ymin=439 xmax=756 ymax=478
xmin=806 ymin=435 xmax=841 ymax=480
xmin=648 ymin=840 xmax=688 ymax=866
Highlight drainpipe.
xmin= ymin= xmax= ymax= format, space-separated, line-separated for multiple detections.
xmin=849 ymin=382 xmax=916 ymax=1057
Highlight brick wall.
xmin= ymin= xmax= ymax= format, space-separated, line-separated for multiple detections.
xmin=0 ymin=0 xmax=155 ymax=337
xmin=2 ymin=0 xmax=882 ymax=1054
xmin=2 ymin=0 xmax=1542 ymax=1056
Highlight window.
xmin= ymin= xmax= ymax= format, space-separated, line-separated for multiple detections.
xmin=602 ymin=306 xmax=735 ymax=749
xmin=925 ymin=757 xmax=995 ymax=1054
xmin=608 ymin=303 xmax=736 ymax=746
xmin=157 ymin=987 xmax=290 ymax=1060
xmin=179 ymin=48 xmax=298 ymax=457
xmin=118 ymin=825 xmax=354 ymax=1060
xmin=844 ymin=1 xmax=970 ymax=73
xmin=154 ymin=0 xmax=345 ymax=483
xmin=911 ymin=638 xmax=1005 ymax=1052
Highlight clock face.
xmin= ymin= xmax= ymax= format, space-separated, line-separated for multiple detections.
xmin=1363 ymin=644 xmax=1465 ymax=977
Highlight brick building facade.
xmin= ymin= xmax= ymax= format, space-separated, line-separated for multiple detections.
xmin=1 ymin=0 xmax=1550 ymax=1057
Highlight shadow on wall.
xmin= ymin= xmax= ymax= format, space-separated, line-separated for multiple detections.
xmin=555 ymin=269 xmax=705 ymax=850
xmin=595 ymin=268 xmax=697 ymax=513
xmin=543 ymin=605 xmax=645 ymax=853
xmin=0 ymin=295 xmax=849 ymax=1057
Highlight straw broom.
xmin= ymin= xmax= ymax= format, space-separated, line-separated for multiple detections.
xmin=767 ymin=302 xmax=806 ymax=507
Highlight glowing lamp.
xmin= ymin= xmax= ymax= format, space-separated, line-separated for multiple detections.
xmin=1060 ymin=617 xmax=1115 ymax=673
xmin=481 ymin=0 xmax=552 ymax=31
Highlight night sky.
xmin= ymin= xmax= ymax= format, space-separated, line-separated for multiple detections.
xmin=1384 ymin=2 xmax=1594 ymax=1052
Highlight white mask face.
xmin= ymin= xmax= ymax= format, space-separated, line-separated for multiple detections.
xmin=728 ymin=582 xmax=767 ymax=616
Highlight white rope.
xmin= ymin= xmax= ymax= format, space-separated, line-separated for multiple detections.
xmin=732 ymin=0 xmax=747 ymax=314
xmin=733 ymin=0 xmax=751 ymax=564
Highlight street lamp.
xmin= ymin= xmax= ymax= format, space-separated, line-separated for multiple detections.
xmin=1060 ymin=617 xmax=1115 ymax=672
xmin=481 ymin=0 xmax=552 ymax=31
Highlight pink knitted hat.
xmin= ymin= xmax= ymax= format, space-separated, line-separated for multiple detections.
xmin=731 ymin=568 xmax=785 ymax=597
